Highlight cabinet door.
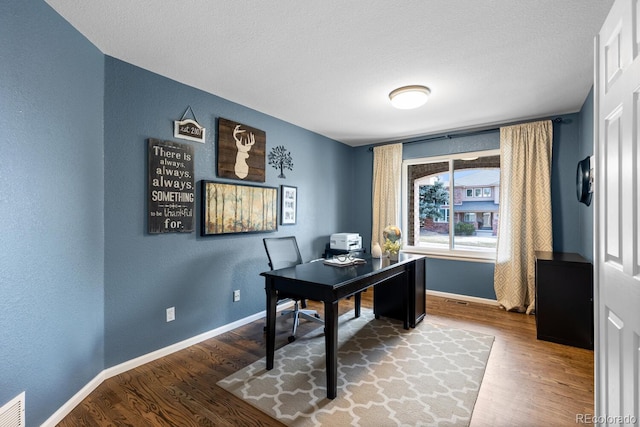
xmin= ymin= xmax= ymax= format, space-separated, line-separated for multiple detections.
xmin=536 ymin=259 xmax=593 ymax=349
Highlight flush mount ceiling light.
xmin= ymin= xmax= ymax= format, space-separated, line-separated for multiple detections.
xmin=389 ymin=85 xmax=431 ymax=109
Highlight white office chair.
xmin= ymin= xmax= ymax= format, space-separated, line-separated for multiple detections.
xmin=263 ymin=236 xmax=323 ymax=342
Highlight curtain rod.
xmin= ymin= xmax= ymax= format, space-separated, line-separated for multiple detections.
xmin=367 ymin=117 xmax=564 ymax=151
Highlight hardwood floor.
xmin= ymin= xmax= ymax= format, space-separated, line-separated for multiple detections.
xmin=58 ymin=293 xmax=593 ymax=426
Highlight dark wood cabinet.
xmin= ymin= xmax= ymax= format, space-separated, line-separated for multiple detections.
xmin=535 ymin=251 xmax=593 ymax=349
xmin=374 ymin=256 xmax=426 ymax=327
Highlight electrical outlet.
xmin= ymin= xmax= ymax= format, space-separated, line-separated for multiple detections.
xmin=166 ymin=306 xmax=175 ymax=322
xmin=233 ymin=290 xmax=240 ymax=302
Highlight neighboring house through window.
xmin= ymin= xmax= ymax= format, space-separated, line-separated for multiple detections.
xmin=403 ymin=150 xmax=500 ymax=259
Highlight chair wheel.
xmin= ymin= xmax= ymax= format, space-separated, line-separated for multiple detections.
xmin=288 ymin=336 xmax=296 ymax=343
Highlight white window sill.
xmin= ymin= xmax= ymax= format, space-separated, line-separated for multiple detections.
xmin=401 ymin=247 xmax=496 ymax=263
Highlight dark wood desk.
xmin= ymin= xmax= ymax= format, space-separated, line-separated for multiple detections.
xmin=261 ymin=253 xmax=426 ymax=399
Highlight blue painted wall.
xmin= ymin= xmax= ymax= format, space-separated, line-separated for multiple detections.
xmin=551 ymin=114 xmax=582 ymax=253
xmin=103 ymin=57 xmax=354 ymax=367
xmin=577 ymin=88 xmax=595 ymax=261
xmin=0 ymin=1 xmax=105 ymax=425
xmin=426 ymin=258 xmax=496 ymax=299
xmin=351 ymin=114 xmax=590 ymax=300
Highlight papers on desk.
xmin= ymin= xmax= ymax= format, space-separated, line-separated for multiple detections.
xmin=323 ymin=257 xmax=366 ymax=267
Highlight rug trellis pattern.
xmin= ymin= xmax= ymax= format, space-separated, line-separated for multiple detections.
xmin=217 ymin=309 xmax=493 ymax=427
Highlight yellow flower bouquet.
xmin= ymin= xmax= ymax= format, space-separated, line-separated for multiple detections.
xmin=383 ymin=238 xmax=401 ymax=255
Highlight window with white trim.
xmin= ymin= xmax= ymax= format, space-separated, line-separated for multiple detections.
xmin=435 ymin=208 xmax=449 ymax=223
xmin=403 ymin=150 xmax=500 ymax=258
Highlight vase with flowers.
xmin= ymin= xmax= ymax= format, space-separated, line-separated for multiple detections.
xmin=382 ymin=225 xmax=402 ymax=261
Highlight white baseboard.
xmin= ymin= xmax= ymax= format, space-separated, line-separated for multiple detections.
xmin=42 ymin=372 xmax=105 ymax=426
xmin=101 ymin=305 xmax=285 ymax=380
xmin=426 ymin=289 xmax=498 ymax=306
xmin=41 ymin=301 xmax=294 ymax=426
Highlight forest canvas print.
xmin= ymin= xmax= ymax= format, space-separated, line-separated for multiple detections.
xmin=201 ymin=181 xmax=277 ymax=235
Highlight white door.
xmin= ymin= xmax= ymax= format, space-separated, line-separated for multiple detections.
xmin=595 ymin=0 xmax=640 ymax=424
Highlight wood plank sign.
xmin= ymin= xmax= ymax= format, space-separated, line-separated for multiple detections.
xmin=217 ymin=118 xmax=265 ymax=182
xmin=148 ymin=139 xmax=195 ymax=233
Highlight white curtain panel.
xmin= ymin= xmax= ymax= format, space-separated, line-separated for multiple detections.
xmin=372 ymin=143 xmax=403 ymax=249
xmin=494 ymin=120 xmax=553 ymax=314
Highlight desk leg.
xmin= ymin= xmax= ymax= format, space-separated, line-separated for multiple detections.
xmin=324 ymin=300 xmax=339 ymax=399
xmin=265 ymin=279 xmax=277 ymax=370
xmin=354 ymin=292 xmax=361 ymax=318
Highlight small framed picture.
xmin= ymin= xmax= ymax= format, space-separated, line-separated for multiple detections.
xmin=280 ymin=185 xmax=297 ymax=225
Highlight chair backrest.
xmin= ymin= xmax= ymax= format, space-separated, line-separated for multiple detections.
xmin=263 ymin=236 xmax=303 ymax=270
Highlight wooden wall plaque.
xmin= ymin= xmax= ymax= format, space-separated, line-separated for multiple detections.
xmin=217 ymin=118 xmax=265 ymax=182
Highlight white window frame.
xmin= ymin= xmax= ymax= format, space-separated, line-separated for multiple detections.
xmin=402 ymin=149 xmax=500 ymax=262
xmin=434 ymin=207 xmax=449 ymax=223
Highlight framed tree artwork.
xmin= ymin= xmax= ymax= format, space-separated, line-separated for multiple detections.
xmin=280 ymin=185 xmax=297 ymax=225
xmin=201 ymin=181 xmax=277 ymax=236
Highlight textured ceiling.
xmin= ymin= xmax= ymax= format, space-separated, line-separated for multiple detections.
xmin=45 ymin=0 xmax=613 ymax=146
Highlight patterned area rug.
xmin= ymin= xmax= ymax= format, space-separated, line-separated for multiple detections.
xmin=217 ymin=309 xmax=494 ymax=426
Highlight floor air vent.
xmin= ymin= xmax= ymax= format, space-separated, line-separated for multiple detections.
xmin=445 ymin=298 xmax=469 ymax=306
xmin=0 ymin=392 xmax=25 ymax=427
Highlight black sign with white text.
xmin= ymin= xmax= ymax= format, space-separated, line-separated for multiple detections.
xmin=148 ymin=139 xmax=195 ymax=233
xmin=174 ymin=119 xmax=205 ymax=143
